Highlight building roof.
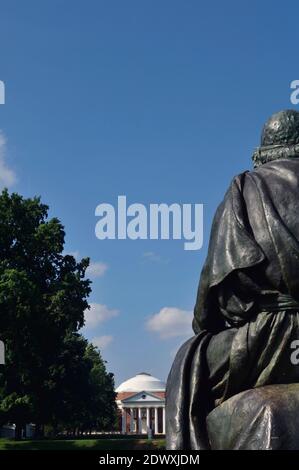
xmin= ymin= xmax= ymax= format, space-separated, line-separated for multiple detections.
xmin=116 ymin=372 xmax=166 ymax=393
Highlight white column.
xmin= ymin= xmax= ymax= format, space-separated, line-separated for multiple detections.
xmin=154 ymin=407 xmax=158 ymax=434
xmin=146 ymin=407 xmax=150 ymax=432
xmin=162 ymin=407 xmax=166 ymax=434
xmin=130 ymin=408 xmax=134 ymax=433
xmin=138 ymin=407 xmax=142 ymax=434
xmin=122 ymin=408 xmax=126 ymax=434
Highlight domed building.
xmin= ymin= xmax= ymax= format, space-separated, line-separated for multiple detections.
xmin=116 ymin=372 xmax=166 ymax=435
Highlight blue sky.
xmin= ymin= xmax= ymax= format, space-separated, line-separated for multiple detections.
xmin=0 ymin=0 xmax=299 ymax=385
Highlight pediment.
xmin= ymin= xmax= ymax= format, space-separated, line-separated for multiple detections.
xmin=122 ymin=390 xmax=164 ymax=403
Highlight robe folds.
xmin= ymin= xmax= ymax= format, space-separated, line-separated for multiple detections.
xmin=166 ymin=159 xmax=299 ymax=450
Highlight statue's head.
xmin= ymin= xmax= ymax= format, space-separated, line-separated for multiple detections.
xmin=252 ymin=110 xmax=299 ymax=167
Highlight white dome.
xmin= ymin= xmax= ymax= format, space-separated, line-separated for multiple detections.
xmin=116 ymin=372 xmax=165 ymax=393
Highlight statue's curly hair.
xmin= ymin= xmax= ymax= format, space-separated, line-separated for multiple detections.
xmin=252 ymin=110 xmax=299 ymax=168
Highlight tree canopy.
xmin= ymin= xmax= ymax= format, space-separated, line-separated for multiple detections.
xmin=0 ymin=190 xmax=117 ymax=438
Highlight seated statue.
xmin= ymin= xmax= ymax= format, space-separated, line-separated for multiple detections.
xmin=166 ymin=110 xmax=299 ymax=450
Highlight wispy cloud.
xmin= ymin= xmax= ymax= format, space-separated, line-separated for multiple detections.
xmin=146 ymin=307 xmax=193 ymax=339
xmin=66 ymin=251 xmax=108 ymax=278
xmin=0 ymin=132 xmax=17 ymax=188
xmin=142 ymin=251 xmax=169 ymax=264
xmin=84 ymin=302 xmax=119 ymax=329
xmin=86 ymin=261 xmax=108 ymax=278
xmin=91 ymin=335 xmax=113 ymax=350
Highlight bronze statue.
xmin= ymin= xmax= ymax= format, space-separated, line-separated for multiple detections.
xmin=166 ymin=110 xmax=299 ymax=450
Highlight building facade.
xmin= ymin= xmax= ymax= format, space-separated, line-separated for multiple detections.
xmin=116 ymin=372 xmax=166 ymax=435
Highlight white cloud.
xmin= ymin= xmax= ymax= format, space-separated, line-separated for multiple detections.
xmin=84 ymin=302 xmax=119 ymax=329
xmin=142 ymin=251 xmax=169 ymax=264
xmin=143 ymin=251 xmax=162 ymax=262
xmin=86 ymin=261 xmax=108 ymax=278
xmin=65 ymin=252 xmax=108 ymax=278
xmin=146 ymin=307 xmax=193 ymax=339
xmin=91 ymin=335 xmax=113 ymax=350
xmin=0 ymin=132 xmax=17 ymax=188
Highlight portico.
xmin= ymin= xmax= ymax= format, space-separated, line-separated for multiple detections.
xmin=120 ymin=393 xmax=166 ymax=435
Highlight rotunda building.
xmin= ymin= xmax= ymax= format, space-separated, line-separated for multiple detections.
xmin=116 ymin=372 xmax=166 ymax=435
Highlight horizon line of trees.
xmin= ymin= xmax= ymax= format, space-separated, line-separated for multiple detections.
xmin=0 ymin=189 xmax=117 ymax=439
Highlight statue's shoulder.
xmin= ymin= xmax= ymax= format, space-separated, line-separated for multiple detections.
xmin=223 ymin=171 xmax=250 ymax=199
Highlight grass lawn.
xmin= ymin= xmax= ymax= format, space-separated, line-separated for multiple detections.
xmin=0 ymin=437 xmax=166 ymax=451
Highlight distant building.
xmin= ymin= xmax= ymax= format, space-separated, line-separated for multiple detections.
xmin=0 ymin=424 xmax=35 ymax=438
xmin=116 ymin=372 xmax=165 ymax=435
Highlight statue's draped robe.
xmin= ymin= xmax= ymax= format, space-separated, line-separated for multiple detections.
xmin=166 ymin=159 xmax=299 ymax=450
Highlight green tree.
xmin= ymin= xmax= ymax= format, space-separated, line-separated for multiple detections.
xmin=84 ymin=344 xmax=117 ymax=432
xmin=0 ymin=190 xmax=94 ymax=438
xmin=49 ymin=340 xmax=117 ymax=436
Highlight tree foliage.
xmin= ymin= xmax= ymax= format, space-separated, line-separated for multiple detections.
xmin=0 ymin=190 xmax=117 ymax=437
